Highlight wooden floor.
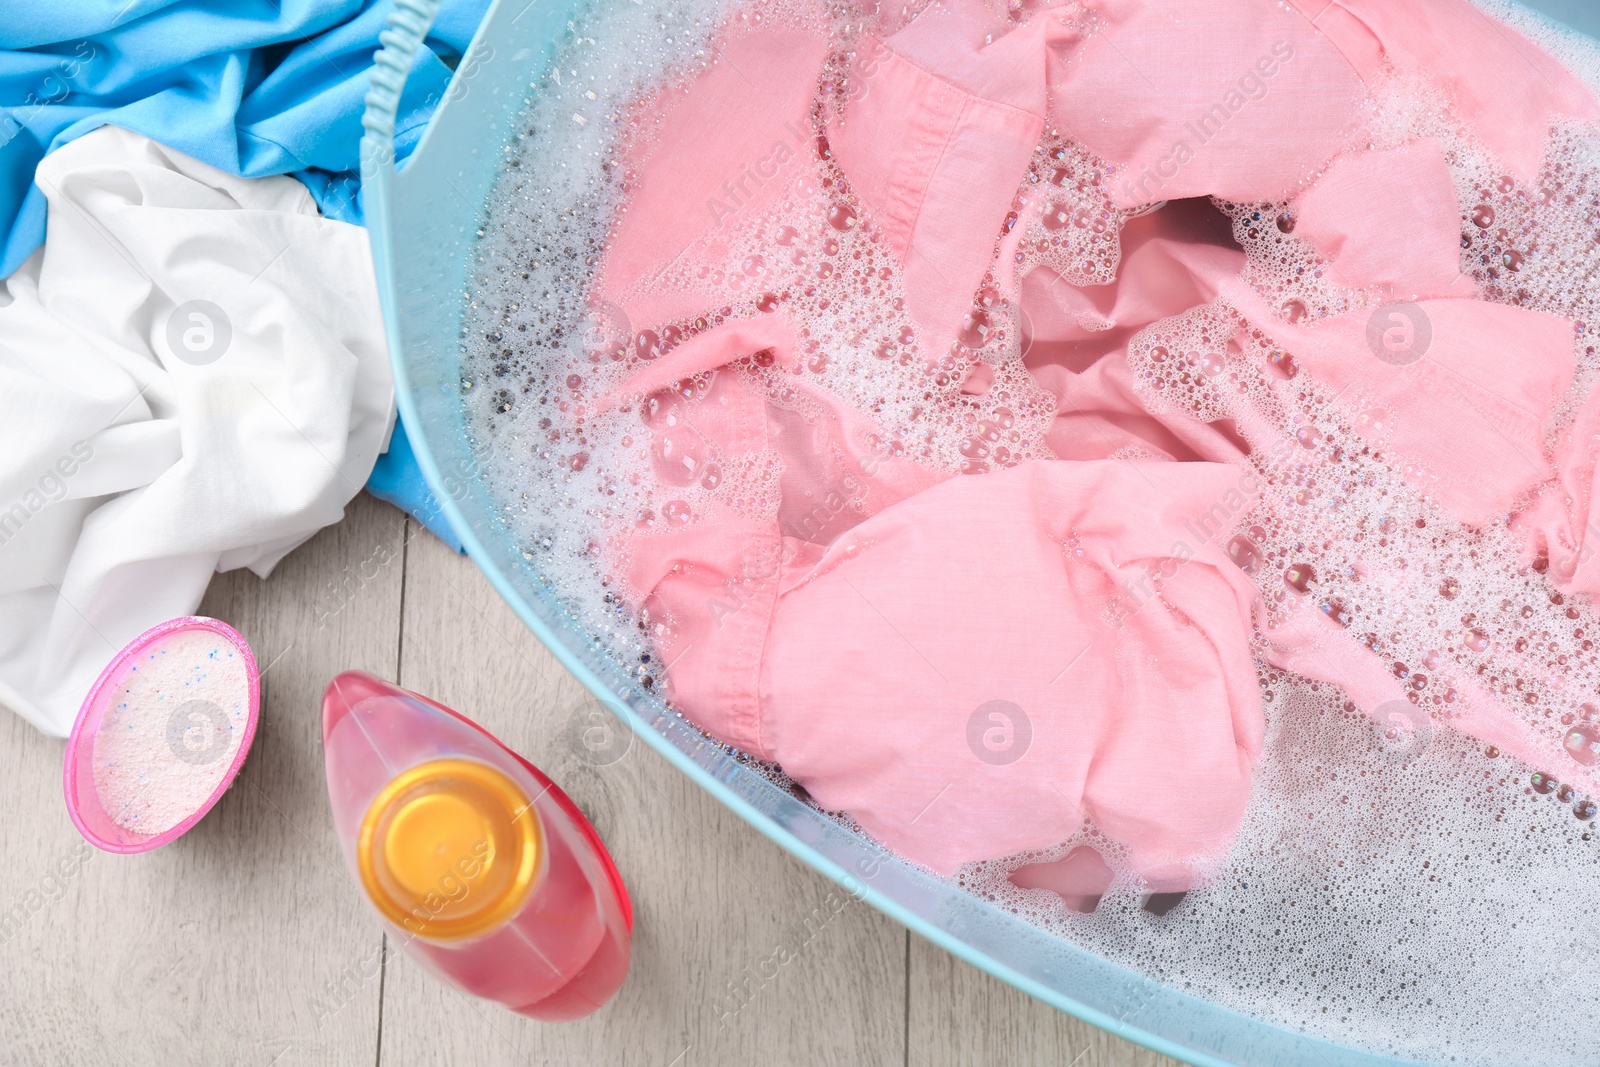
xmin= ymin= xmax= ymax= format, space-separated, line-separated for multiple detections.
xmin=0 ymin=494 xmax=1180 ymax=1066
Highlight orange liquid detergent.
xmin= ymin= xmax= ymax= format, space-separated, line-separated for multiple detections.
xmin=321 ymin=671 xmax=631 ymax=1020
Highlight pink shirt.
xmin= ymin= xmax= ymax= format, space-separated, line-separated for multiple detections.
xmin=587 ymin=0 xmax=1600 ymax=884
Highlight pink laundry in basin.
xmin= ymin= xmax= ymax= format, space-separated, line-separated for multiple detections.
xmin=575 ymin=0 xmax=1600 ymax=891
xmin=64 ymin=616 xmax=260 ymax=853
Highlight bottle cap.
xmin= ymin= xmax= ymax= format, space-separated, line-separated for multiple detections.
xmin=357 ymin=758 xmax=541 ymax=939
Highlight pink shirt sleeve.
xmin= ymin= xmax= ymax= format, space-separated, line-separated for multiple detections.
xmin=1291 ymin=138 xmax=1479 ymax=301
xmin=1221 ymin=278 xmax=1574 ymax=527
xmin=1516 ymin=386 xmax=1600 ymax=596
xmin=1048 ymin=0 xmax=1368 ymax=208
xmin=1287 ymin=0 xmax=1600 ymax=184
xmin=759 ymin=459 xmax=1264 ymax=879
xmin=592 ymin=23 xmax=830 ymax=326
xmin=828 ymin=9 xmax=1048 ymax=360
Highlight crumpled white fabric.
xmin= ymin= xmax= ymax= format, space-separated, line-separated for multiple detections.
xmin=0 ymin=125 xmax=394 ymax=736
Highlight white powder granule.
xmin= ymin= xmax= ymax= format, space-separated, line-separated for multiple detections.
xmin=91 ymin=628 xmax=250 ymax=835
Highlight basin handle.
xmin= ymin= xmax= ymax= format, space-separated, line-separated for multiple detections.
xmin=359 ymin=0 xmax=444 ymax=185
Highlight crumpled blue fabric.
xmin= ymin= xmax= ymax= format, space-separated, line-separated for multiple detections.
xmin=0 ymin=0 xmax=484 ymax=550
xmin=366 ymin=415 xmax=466 ymax=553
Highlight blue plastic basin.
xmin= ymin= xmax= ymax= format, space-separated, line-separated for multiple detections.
xmin=358 ymin=2 xmax=1598 ymax=1062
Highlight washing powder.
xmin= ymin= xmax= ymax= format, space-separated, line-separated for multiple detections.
xmin=90 ymin=628 xmax=251 ymax=835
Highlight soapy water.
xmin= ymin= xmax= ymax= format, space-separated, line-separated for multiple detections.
xmin=453 ymin=0 xmax=1600 ymax=1061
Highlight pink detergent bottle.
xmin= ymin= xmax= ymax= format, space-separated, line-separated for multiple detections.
xmin=321 ymin=671 xmax=632 ymax=1020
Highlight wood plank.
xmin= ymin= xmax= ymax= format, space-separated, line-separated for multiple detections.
xmin=377 ymin=528 xmax=908 ymax=1067
xmin=909 ymin=935 xmax=1183 ymax=1067
xmin=0 ymin=493 xmax=407 ymax=1066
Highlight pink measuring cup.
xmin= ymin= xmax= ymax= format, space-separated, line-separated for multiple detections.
xmin=63 ymin=616 xmax=261 ymax=853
